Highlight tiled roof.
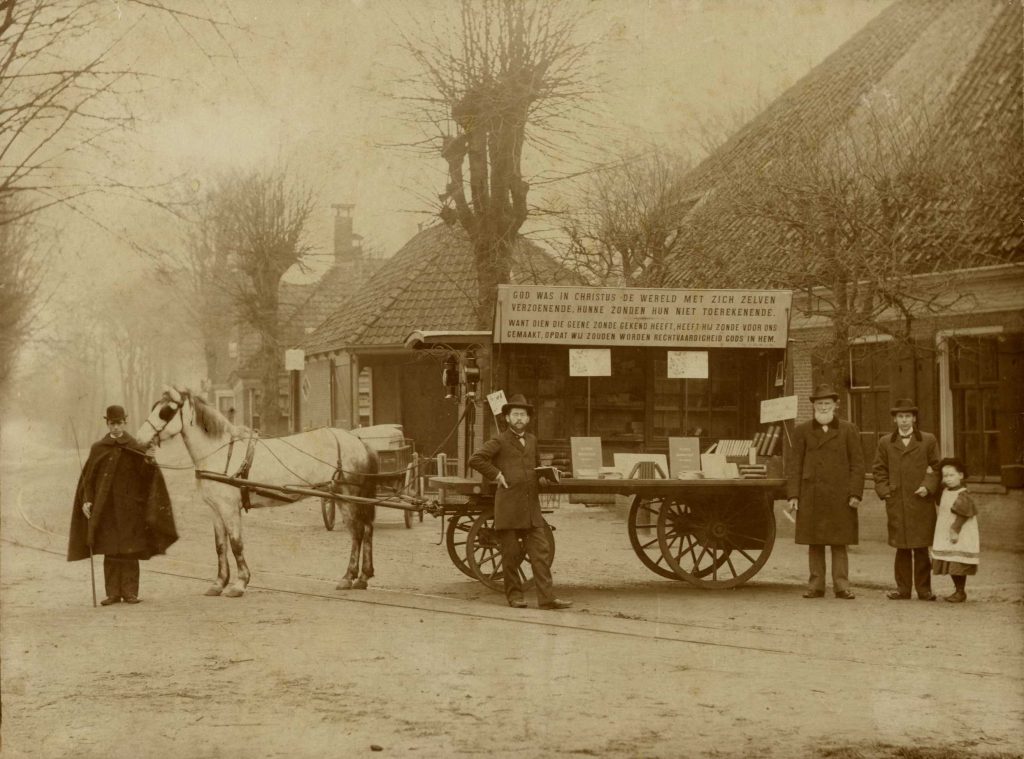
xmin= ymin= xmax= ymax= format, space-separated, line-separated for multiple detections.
xmin=304 ymin=224 xmax=581 ymax=354
xmin=665 ymin=0 xmax=1023 ymax=288
xmin=233 ymin=259 xmax=383 ymax=376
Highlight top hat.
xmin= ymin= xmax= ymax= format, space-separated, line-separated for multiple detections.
xmin=104 ymin=405 xmax=127 ymax=422
xmin=500 ymin=394 xmax=534 ymax=416
xmin=889 ymin=398 xmax=918 ymax=415
xmin=809 ymin=384 xmax=840 ymax=402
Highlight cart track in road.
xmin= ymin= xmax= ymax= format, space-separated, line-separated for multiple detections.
xmin=6 ymin=512 xmax=1019 ymax=686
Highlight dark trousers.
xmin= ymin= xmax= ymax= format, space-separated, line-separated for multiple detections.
xmin=807 ymin=545 xmax=849 ymax=594
xmin=103 ymin=555 xmax=140 ymax=599
xmin=894 ymin=547 xmax=932 ymax=597
xmin=498 ymin=526 xmax=554 ymax=606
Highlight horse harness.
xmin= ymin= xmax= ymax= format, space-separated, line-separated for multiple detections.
xmin=218 ymin=428 xmax=351 ymax=512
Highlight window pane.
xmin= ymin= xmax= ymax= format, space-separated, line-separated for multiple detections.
xmin=963 ymin=389 xmax=980 ymax=431
xmin=985 ymin=433 xmax=1001 ymax=477
xmin=961 ymin=433 xmax=983 ymax=476
xmin=980 ymin=339 xmax=999 ymax=383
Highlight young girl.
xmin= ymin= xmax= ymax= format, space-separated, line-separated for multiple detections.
xmin=930 ymin=458 xmax=980 ymax=603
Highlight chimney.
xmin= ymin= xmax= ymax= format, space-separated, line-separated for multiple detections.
xmin=332 ymin=204 xmax=356 ymax=265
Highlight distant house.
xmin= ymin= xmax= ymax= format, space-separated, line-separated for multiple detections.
xmin=664 ymin=0 xmax=1023 ymax=488
xmin=301 ymin=222 xmax=581 ymax=460
xmin=208 ymin=205 xmax=381 ymax=434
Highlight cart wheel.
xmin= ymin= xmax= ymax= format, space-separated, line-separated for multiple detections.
xmin=466 ymin=509 xmax=555 ymax=593
xmin=627 ymin=496 xmax=682 ymax=580
xmin=656 ymin=495 xmax=775 ymax=588
xmin=321 ymin=497 xmax=336 ymax=531
xmin=445 ymin=512 xmax=477 ymax=579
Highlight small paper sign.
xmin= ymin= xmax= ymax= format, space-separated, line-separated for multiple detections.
xmin=760 ymin=395 xmax=798 ymax=424
xmin=487 ymin=390 xmax=508 ymax=416
xmin=284 ymin=349 xmax=305 ymax=371
xmin=569 ymin=348 xmax=611 ymax=377
xmin=667 ymin=351 xmax=708 ymax=379
xmin=570 ymin=437 xmax=603 ymax=477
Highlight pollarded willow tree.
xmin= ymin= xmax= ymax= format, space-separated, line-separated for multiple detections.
xmin=397 ymin=0 xmax=594 ymax=327
xmin=185 ymin=168 xmax=316 ymax=435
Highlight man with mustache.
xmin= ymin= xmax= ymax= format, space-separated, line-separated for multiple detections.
xmin=786 ymin=384 xmax=865 ymax=599
xmin=469 ymin=394 xmax=572 ymax=610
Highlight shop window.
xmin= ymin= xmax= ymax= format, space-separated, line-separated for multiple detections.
xmin=357 ymin=367 xmax=373 ymax=427
xmin=849 ymin=341 xmax=893 ymax=463
xmin=652 ymin=352 xmax=747 ymax=440
xmin=950 ymin=336 xmax=1000 ymax=478
xmin=507 ymin=346 xmax=567 ymax=441
xmin=570 ymin=348 xmax=646 ymax=442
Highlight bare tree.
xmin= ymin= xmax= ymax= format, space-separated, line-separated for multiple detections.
xmin=560 ymin=149 xmax=692 ymax=287
xmin=0 ymin=0 xmax=243 ymax=399
xmin=673 ymin=106 xmax=1024 ymax=387
xmin=0 ymin=197 xmax=44 ymax=392
xmin=188 ymin=168 xmax=316 ymax=434
xmin=397 ymin=0 xmax=593 ymax=327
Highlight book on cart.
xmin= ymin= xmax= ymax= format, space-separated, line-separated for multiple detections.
xmin=535 ymin=466 xmax=562 ymax=484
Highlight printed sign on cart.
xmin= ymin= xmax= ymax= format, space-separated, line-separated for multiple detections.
xmin=493 ymin=285 xmax=791 ymax=348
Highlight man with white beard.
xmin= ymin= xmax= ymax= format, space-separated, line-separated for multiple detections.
xmin=786 ymin=384 xmax=865 ymax=599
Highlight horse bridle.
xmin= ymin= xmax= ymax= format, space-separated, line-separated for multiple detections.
xmin=142 ymin=394 xmax=189 ymax=446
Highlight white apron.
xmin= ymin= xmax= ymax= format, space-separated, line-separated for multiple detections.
xmin=930 ymin=488 xmax=980 ymax=565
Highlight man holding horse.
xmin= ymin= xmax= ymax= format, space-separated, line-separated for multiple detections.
xmin=68 ymin=405 xmax=177 ymax=605
xmin=469 ymin=395 xmax=572 ymax=610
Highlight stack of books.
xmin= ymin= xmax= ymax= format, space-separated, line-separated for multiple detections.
xmin=737 ymin=463 xmax=768 ymax=479
xmin=752 ymin=426 xmax=782 ymax=456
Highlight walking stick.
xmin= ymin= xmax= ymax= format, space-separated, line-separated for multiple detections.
xmin=70 ymin=419 xmax=97 ymax=608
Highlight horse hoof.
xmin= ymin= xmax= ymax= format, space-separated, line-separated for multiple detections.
xmin=204 ymin=586 xmax=225 ymax=596
xmin=335 ymin=579 xmax=353 ymax=590
xmin=224 ymin=587 xmax=245 ymax=598
xmin=352 ymin=579 xmax=368 ymax=590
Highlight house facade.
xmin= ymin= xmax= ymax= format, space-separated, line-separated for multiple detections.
xmin=301 ymin=223 xmax=581 ymax=463
xmin=663 ymin=0 xmax=1023 ymax=492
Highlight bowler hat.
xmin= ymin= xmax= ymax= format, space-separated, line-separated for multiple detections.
xmin=104 ymin=405 xmax=127 ymax=422
xmin=889 ymin=398 xmax=918 ymax=415
xmin=501 ymin=394 xmax=534 ymax=416
xmin=809 ymin=384 xmax=840 ymax=402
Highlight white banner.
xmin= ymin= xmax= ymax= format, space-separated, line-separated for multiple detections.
xmin=494 ymin=285 xmax=791 ymax=348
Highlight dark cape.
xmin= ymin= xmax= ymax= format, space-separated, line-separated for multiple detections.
xmin=67 ymin=433 xmax=178 ymax=562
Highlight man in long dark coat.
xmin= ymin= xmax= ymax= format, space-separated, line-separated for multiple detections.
xmin=68 ymin=405 xmax=177 ymax=605
xmin=786 ymin=384 xmax=865 ymax=599
xmin=872 ymin=398 xmax=941 ymax=601
xmin=468 ymin=395 xmax=571 ymax=610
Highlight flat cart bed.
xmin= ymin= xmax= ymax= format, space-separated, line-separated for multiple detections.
xmin=430 ymin=476 xmax=787 ymax=590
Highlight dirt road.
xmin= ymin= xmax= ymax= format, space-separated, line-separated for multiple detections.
xmin=2 ymin=431 xmax=1022 ymax=758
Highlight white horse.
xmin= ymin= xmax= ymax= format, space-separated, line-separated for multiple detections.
xmin=136 ymin=386 xmax=380 ymax=597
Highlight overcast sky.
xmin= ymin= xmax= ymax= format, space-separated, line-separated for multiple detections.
xmin=47 ymin=0 xmax=889 ymax=302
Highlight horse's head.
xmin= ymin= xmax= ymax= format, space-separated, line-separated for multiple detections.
xmin=136 ymin=386 xmax=191 ymax=447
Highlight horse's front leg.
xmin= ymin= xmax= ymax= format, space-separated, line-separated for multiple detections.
xmin=223 ymin=502 xmax=250 ymax=598
xmin=205 ymin=509 xmax=230 ymax=596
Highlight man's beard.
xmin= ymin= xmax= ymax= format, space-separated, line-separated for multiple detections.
xmin=813 ymin=411 xmax=835 ymax=426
